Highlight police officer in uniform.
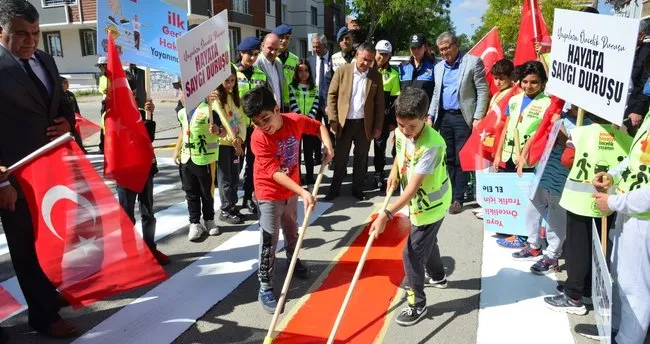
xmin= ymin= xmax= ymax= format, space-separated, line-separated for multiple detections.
xmin=273 ymin=24 xmax=299 ymax=90
xmin=331 ymin=27 xmax=356 ymax=73
xmin=399 ymin=34 xmax=436 ymax=101
xmin=237 ymin=37 xmax=268 ymax=214
xmin=373 ymin=40 xmax=401 ymax=189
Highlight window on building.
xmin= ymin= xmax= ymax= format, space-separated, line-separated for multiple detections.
xmin=43 ymin=0 xmax=77 ymax=6
xmin=311 ymin=6 xmax=318 ymax=26
xmin=79 ymin=29 xmax=97 ymax=56
xmin=300 ymin=39 xmax=307 ymax=59
xmin=332 ymin=8 xmax=340 ymax=36
xmin=229 ymin=27 xmax=242 ymax=56
xmin=231 ymin=0 xmax=249 ymax=14
xmin=266 ymin=0 xmax=271 ymax=14
xmin=43 ymin=32 xmax=63 ymax=57
xmin=281 ymin=4 xmax=287 ymax=22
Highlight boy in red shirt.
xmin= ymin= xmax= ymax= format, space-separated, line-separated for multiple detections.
xmin=242 ymin=86 xmax=334 ymax=313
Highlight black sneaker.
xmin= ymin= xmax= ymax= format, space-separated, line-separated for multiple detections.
xmin=244 ymin=199 xmax=258 ymax=214
xmin=230 ymin=210 xmax=245 ymax=222
xmin=289 ymin=258 xmax=311 ymax=279
xmin=544 ymin=294 xmax=587 ymax=315
xmin=530 ymin=256 xmax=559 ymax=275
xmin=220 ymin=211 xmax=243 ymax=224
xmin=258 ymin=289 xmax=277 ymax=314
xmin=395 ymin=305 xmax=427 ymax=326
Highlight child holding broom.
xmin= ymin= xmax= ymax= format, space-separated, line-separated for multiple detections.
xmin=241 ymin=86 xmax=334 ymax=314
xmin=369 ymin=87 xmax=452 ymax=326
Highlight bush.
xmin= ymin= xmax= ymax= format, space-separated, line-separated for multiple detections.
xmin=74 ymin=89 xmax=101 ymax=97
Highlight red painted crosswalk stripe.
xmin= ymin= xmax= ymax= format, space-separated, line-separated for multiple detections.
xmin=274 ymin=214 xmax=411 ymax=343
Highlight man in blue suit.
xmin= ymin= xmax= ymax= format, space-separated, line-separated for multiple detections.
xmin=307 ymin=34 xmax=333 ymax=166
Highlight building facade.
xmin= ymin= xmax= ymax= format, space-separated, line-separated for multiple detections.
xmin=29 ymin=0 xmax=345 ymax=90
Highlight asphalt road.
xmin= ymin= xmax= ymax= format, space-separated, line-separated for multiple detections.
xmin=0 ymin=97 xmax=599 ymax=343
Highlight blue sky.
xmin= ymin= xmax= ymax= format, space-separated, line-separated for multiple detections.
xmin=451 ymin=0 xmax=615 ymax=37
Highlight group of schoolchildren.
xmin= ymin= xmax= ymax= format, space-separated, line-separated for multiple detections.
xmin=468 ymin=7 xmax=650 ymax=342
xmin=83 ymin=15 xmax=649 ymax=342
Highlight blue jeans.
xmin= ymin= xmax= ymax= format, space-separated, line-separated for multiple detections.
xmin=439 ymin=112 xmax=470 ymax=203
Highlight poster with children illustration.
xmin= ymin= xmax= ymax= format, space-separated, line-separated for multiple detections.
xmin=476 ymin=172 xmax=534 ymax=236
xmin=97 ymin=0 xmax=186 ymax=75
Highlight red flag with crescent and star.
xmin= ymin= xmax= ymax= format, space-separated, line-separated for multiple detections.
xmin=526 ymin=96 xmax=566 ymax=166
xmin=513 ymin=0 xmax=550 ymax=66
xmin=459 ymin=86 xmax=521 ymax=171
xmin=74 ymin=113 xmax=101 ymax=140
xmin=10 ymin=135 xmax=167 ymax=308
xmin=468 ymin=27 xmax=504 ymax=96
xmin=103 ymin=33 xmax=154 ymax=193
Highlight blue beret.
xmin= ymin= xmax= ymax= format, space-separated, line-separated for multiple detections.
xmin=337 ymin=27 xmax=350 ymax=42
xmin=272 ymin=24 xmax=292 ymax=36
xmin=238 ymin=36 xmax=261 ymax=51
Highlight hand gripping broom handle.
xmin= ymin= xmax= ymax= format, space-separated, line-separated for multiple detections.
xmin=264 ymin=163 xmax=327 ymax=344
xmin=326 ymin=187 xmax=396 ymax=344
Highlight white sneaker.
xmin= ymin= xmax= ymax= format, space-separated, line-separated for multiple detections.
xmin=475 ymin=211 xmax=483 ymax=219
xmin=204 ymin=220 xmax=220 ymax=236
xmin=471 ymin=207 xmax=482 ymax=214
xmin=188 ymin=223 xmax=205 ymax=241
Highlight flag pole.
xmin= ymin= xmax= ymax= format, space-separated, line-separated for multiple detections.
xmin=8 ymin=133 xmax=74 ymax=173
xmin=530 ymin=0 xmax=539 ymax=43
xmin=145 ymin=67 xmax=153 ymax=120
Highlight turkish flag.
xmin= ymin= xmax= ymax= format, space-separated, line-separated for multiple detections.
xmin=11 ymin=135 xmax=167 ymax=308
xmin=468 ymin=27 xmax=504 ymax=96
xmin=459 ymin=86 xmax=521 ymax=171
xmin=526 ymin=96 xmax=566 ymax=166
xmin=103 ymin=33 xmax=154 ymax=193
xmin=513 ymin=0 xmax=550 ymax=66
xmin=74 ymin=113 xmax=101 ymax=140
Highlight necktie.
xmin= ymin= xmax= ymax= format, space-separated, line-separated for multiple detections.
xmin=319 ymin=56 xmax=325 ymax=90
xmin=20 ymin=58 xmax=50 ymax=105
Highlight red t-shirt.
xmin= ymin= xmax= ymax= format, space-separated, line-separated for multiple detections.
xmin=251 ymin=113 xmax=321 ymax=201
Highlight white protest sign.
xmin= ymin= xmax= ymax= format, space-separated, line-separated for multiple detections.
xmin=591 ymin=221 xmax=613 ymax=344
xmin=176 ymin=10 xmax=230 ymax=112
xmin=546 ymin=9 xmax=638 ymax=125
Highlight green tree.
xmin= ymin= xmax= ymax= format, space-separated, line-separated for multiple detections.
xmin=472 ymin=0 xmax=574 ymax=57
xmin=458 ymin=33 xmax=473 ymax=52
xmin=346 ymin=0 xmax=455 ymax=54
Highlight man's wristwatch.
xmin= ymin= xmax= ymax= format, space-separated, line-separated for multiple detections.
xmin=383 ymin=208 xmax=393 ymax=220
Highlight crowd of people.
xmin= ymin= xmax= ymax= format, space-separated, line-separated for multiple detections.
xmin=0 ymin=0 xmax=649 ymax=342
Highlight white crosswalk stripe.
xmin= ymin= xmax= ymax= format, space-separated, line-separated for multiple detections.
xmin=0 ymin=155 xmax=206 ymax=324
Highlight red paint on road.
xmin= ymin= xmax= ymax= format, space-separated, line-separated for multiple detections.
xmin=0 ymin=285 xmax=22 ymax=320
xmin=275 ymin=214 xmax=411 ymax=343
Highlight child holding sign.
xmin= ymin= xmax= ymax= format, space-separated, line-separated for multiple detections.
xmin=511 ymin=106 xmax=577 ymax=274
xmin=213 ymin=66 xmax=248 ymax=225
xmin=370 ymin=87 xmax=451 ymax=326
xmin=174 ymin=95 xmax=227 ymax=241
xmin=544 ymin=111 xmax=629 ymax=315
xmin=241 ymin=86 xmax=333 ymax=314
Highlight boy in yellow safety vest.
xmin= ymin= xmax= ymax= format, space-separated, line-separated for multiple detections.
xmin=370 ymin=87 xmax=452 ymax=327
xmin=593 ymin=112 xmax=650 ymax=344
xmin=543 ymin=110 xmax=630 ymax=315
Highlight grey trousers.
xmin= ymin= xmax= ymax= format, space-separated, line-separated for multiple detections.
xmin=525 ymin=187 xmax=567 ymax=259
xmin=257 ymin=196 xmax=299 ymax=291
xmin=611 ymin=214 xmax=650 ymax=344
xmin=217 ymin=145 xmax=241 ymax=213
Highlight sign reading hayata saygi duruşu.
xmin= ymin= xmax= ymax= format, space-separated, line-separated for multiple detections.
xmin=97 ymin=0 xmax=186 ymax=75
xmin=546 ymin=9 xmax=638 ymax=125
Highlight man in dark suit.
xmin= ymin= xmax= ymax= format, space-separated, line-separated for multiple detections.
xmin=307 ymin=34 xmax=332 ymax=165
xmin=127 ymin=63 xmax=147 ymax=108
xmin=0 ymin=0 xmax=78 ymax=338
xmin=325 ymin=43 xmax=385 ymax=201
